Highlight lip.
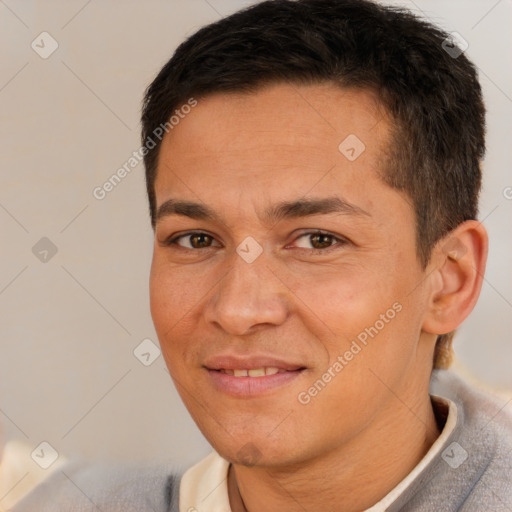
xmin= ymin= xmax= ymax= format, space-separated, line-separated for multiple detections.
xmin=203 ymin=354 xmax=307 ymax=398
xmin=206 ymin=368 xmax=305 ymax=397
xmin=203 ymin=354 xmax=304 ymax=372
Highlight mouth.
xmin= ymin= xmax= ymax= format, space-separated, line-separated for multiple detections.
xmin=204 ymin=356 xmax=307 ymax=397
xmin=216 ymin=367 xmax=300 ymax=377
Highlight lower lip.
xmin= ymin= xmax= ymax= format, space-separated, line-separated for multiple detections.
xmin=206 ymin=369 xmax=304 ymax=397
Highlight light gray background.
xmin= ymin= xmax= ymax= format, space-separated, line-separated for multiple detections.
xmin=1 ymin=0 xmax=511 ymax=468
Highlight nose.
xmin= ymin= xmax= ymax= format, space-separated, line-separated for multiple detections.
xmin=203 ymin=250 xmax=289 ymax=336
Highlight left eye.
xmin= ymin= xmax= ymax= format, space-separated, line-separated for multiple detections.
xmin=293 ymin=232 xmax=345 ymax=251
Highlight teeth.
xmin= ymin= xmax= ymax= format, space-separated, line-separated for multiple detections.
xmin=248 ymin=368 xmax=265 ymax=377
xmin=221 ymin=367 xmax=283 ymax=377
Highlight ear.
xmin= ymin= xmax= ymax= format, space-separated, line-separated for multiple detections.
xmin=422 ymin=220 xmax=488 ymax=335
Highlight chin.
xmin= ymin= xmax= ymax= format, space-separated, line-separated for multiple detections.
xmin=202 ymin=426 xmax=305 ymax=468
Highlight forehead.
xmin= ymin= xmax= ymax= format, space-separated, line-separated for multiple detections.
xmin=154 ymin=82 xmax=395 ymax=217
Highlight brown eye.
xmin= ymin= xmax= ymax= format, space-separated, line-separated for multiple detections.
xmin=187 ymin=233 xmax=214 ymax=248
xmin=309 ymin=233 xmax=335 ymax=249
xmin=164 ymin=232 xmax=219 ymax=249
xmin=294 ymin=231 xmax=346 ymax=252
xmin=294 ymin=231 xmax=350 ymax=256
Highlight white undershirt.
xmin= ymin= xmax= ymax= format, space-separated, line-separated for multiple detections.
xmin=179 ymin=394 xmax=457 ymax=512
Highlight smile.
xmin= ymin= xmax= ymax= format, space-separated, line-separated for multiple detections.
xmin=207 ymin=367 xmax=305 ymax=397
xmin=218 ymin=367 xmax=287 ymax=377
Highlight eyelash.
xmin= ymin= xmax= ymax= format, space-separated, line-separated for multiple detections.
xmin=162 ymin=230 xmax=348 ymax=254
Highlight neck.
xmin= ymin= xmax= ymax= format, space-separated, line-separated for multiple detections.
xmin=228 ymin=386 xmax=441 ymax=512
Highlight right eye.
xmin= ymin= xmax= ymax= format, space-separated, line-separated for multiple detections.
xmin=162 ymin=232 xmax=221 ymax=250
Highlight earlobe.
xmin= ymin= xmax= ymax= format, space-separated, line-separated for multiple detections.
xmin=422 ymin=220 xmax=488 ymax=336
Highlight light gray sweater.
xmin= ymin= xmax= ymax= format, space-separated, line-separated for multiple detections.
xmin=12 ymin=369 xmax=512 ymax=511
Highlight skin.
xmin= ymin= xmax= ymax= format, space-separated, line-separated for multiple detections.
xmin=150 ymin=82 xmax=488 ymax=511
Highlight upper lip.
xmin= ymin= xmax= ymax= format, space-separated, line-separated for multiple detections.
xmin=204 ymin=354 xmax=305 ymax=371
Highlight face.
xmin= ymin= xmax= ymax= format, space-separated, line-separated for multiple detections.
xmin=150 ymin=82 xmax=435 ymax=467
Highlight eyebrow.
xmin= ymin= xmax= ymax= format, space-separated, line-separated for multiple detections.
xmin=155 ymin=196 xmax=370 ymax=226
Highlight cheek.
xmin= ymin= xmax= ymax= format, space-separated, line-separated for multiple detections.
xmin=286 ymin=263 xmax=392 ymax=337
xmin=149 ymin=255 xmax=210 ymax=368
xmin=287 ymin=260 xmax=420 ymax=374
xmin=149 ymin=255 xmax=196 ymax=324
xmin=149 ymin=260 xmax=171 ymax=329
xmin=149 ymin=259 xmax=186 ymax=351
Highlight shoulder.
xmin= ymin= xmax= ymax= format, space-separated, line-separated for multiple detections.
xmin=418 ymin=370 xmax=512 ymax=510
xmin=12 ymin=459 xmax=183 ymax=512
xmin=431 ymin=369 xmax=512 ymax=458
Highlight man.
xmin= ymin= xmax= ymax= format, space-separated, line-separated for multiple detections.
xmin=144 ymin=0 xmax=511 ymax=510
xmin=14 ymin=0 xmax=512 ymax=510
